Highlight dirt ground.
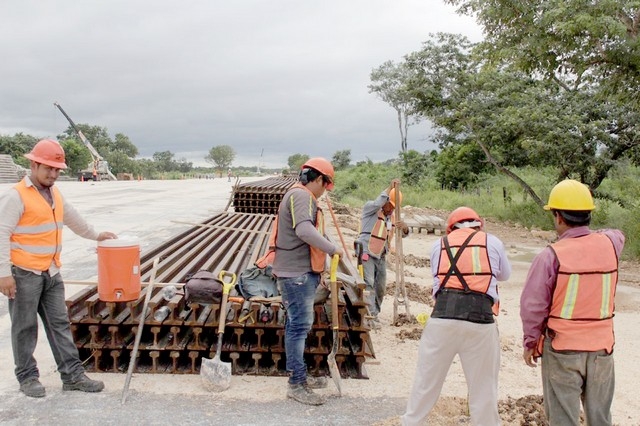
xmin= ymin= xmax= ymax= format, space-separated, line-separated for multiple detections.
xmin=330 ymin=204 xmax=640 ymax=426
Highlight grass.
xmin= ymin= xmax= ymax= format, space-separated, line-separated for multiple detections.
xmin=334 ymin=162 xmax=640 ymax=260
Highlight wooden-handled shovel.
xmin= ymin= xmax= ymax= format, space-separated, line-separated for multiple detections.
xmin=327 ymin=254 xmax=342 ymax=396
xmin=122 ymin=257 xmax=159 ymax=404
xmin=200 ymin=270 xmax=237 ymax=392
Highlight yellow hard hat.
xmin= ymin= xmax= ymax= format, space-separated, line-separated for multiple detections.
xmin=388 ymin=188 xmax=403 ymax=207
xmin=544 ymin=179 xmax=595 ymax=211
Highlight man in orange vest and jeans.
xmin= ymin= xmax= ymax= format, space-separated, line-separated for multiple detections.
xmin=402 ymin=206 xmax=511 ymax=425
xmin=272 ymin=157 xmax=343 ymax=406
xmin=521 ymin=179 xmax=624 ymax=425
xmin=0 ymin=140 xmax=117 ymax=398
xmin=355 ymin=178 xmax=409 ymax=329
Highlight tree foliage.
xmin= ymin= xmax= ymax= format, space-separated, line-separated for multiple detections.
xmin=368 ymin=60 xmax=422 ymax=152
xmin=332 ymin=149 xmax=351 ymax=170
xmin=391 ymin=31 xmax=640 ymax=204
xmin=287 ymin=153 xmax=309 ymax=171
xmin=59 ymin=139 xmax=92 ymax=176
xmin=205 ymin=145 xmax=235 ymax=175
xmin=58 ymin=123 xmax=140 ymax=175
xmin=0 ymin=133 xmax=37 ymax=168
xmin=445 ymin=0 xmax=640 ymax=101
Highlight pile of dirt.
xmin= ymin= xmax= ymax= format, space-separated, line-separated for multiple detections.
xmin=396 ymin=327 xmax=423 ymax=341
xmin=498 ymin=395 xmax=548 ymax=426
xmin=386 ymin=281 xmax=434 ymax=306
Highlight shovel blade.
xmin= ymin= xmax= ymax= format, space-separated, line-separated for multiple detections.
xmin=327 ymin=348 xmax=342 ymax=396
xmin=200 ymin=356 xmax=231 ymax=392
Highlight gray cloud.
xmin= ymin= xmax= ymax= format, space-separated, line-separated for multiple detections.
xmin=0 ymin=1 xmax=482 ymax=168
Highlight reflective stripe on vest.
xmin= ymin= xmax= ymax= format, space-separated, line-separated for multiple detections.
xmin=367 ymin=211 xmax=390 ymax=257
xmin=266 ymin=183 xmax=327 ymax=273
xmin=11 ymin=180 xmax=64 ymax=271
xmin=436 ymin=228 xmax=493 ymax=294
xmin=547 ymin=233 xmax=618 ymax=352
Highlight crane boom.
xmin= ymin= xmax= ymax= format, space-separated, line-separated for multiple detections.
xmin=53 ymin=102 xmax=117 ymax=181
xmin=53 ymin=102 xmax=103 ymax=161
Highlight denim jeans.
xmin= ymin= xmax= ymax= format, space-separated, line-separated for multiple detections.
xmin=8 ymin=266 xmax=84 ymax=384
xmin=278 ymin=272 xmax=320 ymax=385
xmin=362 ymin=255 xmax=386 ymax=317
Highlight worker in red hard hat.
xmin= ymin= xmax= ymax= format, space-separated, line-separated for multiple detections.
xmin=271 ymin=156 xmax=342 ymax=406
xmin=355 ymin=178 xmax=409 ymax=329
xmin=0 ymin=139 xmax=117 ymax=398
xmin=402 ymin=206 xmax=511 ymax=426
xmin=521 ymin=180 xmax=624 ymax=425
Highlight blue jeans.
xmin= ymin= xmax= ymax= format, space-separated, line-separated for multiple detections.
xmin=362 ymin=255 xmax=386 ymax=317
xmin=278 ymin=272 xmax=320 ymax=385
xmin=8 ymin=267 xmax=84 ymax=384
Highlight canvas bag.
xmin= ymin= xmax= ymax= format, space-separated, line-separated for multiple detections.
xmin=184 ymin=270 xmax=223 ymax=304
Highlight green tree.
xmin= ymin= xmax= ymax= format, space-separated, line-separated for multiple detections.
xmin=442 ymin=0 xmax=640 ymax=188
xmin=113 ymin=133 xmax=139 ymax=158
xmin=399 ymin=149 xmax=433 ymax=187
xmin=398 ymin=32 xmax=640 ymax=204
xmin=0 ymin=133 xmax=38 ymax=167
xmin=332 ymin=149 xmax=351 ymax=170
xmin=153 ymin=151 xmax=176 ymax=173
xmin=445 ymin=0 xmax=640 ymax=102
xmin=287 ymin=153 xmax=309 ymax=171
xmin=205 ymin=145 xmax=235 ymax=176
xmin=368 ymin=60 xmax=422 ymax=152
xmin=59 ymin=139 xmax=92 ymax=177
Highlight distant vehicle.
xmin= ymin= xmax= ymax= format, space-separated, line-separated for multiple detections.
xmin=53 ymin=102 xmax=117 ymax=181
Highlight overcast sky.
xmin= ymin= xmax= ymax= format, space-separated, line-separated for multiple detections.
xmin=0 ymin=1 xmax=482 ymax=169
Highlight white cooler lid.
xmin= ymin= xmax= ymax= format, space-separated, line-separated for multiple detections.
xmin=97 ymin=237 xmax=140 ymax=248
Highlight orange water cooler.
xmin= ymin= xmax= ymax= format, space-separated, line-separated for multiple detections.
xmin=97 ymin=238 xmax=141 ymax=302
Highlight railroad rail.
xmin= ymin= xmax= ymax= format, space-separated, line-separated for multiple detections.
xmin=67 ymin=178 xmax=374 ymax=378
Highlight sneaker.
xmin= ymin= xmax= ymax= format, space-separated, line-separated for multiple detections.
xmin=62 ymin=374 xmax=104 ymax=393
xmin=20 ymin=377 xmax=45 ymax=398
xmin=287 ymin=383 xmax=326 ymax=406
xmin=306 ymin=375 xmax=328 ymax=389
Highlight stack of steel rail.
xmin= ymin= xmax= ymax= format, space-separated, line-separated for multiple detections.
xmin=232 ymin=176 xmax=298 ymax=214
xmin=67 ymin=179 xmax=374 ymax=378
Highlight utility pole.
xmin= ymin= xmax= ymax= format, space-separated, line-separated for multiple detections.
xmin=257 ymin=148 xmax=264 ymax=175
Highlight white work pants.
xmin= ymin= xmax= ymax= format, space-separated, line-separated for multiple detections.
xmin=401 ymin=318 xmax=501 ymax=426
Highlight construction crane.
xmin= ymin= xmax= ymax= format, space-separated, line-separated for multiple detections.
xmin=53 ymin=102 xmax=117 ymax=181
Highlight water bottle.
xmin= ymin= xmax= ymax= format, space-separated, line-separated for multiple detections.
xmin=162 ymin=285 xmax=178 ymax=301
xmin=153 ymin=306 xmax=171 ymax=322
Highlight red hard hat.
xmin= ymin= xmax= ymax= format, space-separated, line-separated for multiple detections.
xmin=446 ymin=206 xmax=483 ymax=234
xmin=301 ymin=157 xmax=335 ymax=190
xmin=24 ymin=139 xmax=67 ymax=169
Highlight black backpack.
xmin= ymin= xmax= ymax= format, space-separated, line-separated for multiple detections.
xmin=183 ymin=270 xmax=223 ymax=304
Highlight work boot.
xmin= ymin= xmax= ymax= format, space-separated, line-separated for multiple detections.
xmin=287 ymin=383 xmax=326 ymax=406
xmin=62 ymin=374 xmax=104 ymax=393
xmin=20 ymin=377 xmax=45 ymax=398
xmin=306 ymin=375 xmax=328 ymax=389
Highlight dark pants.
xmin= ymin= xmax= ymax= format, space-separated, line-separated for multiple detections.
xmin=362 ymin=255 xmax=386 ymax=317
xmin=541 ymin=337 xmax=614 ymax=426
xmin=8 ymin=267 xmax=84 ymax=384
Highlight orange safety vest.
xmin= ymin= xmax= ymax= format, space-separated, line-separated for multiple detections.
xmin=256 ymin=183 xmax=326 ymax=273
xmin=10 ymin=180 xmax=64 ymax=271
xmin=365 ymin=211 xmax=394 ymax=257
xmin=436 ymin=228 xmax=499 ymax=315
xmin=546 ymin=233 xmax=618 ymax=353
